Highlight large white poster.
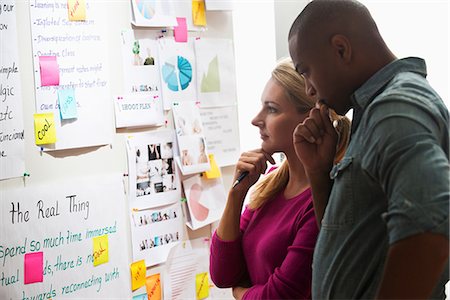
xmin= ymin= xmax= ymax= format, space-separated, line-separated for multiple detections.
xmin=29 ymin=0 xmax=112 ymax=150
xmin=0 ymin=0 xmax=25 ymax=180
xmin=0 ymin=173 xmax=131 ymax=299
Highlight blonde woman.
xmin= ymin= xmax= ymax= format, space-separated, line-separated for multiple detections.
xmin=209 ymin=58 xmax=350 ymax=299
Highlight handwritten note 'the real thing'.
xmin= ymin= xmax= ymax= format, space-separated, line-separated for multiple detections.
xmin=33 ymin=113 xmax=57 ymax=145
xmin=130 ymin=259 xmax=146 ymax=291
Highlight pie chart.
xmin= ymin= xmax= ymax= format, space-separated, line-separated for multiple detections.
xmin=161 ymin=56 xmax=193 ymax=92
xmin=189 ymin=183 xmax=209 ymax=221
xmin=135 ymin=0 xmax=156 ymax=19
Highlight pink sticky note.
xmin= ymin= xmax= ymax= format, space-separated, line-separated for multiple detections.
xmin=24 ymin=252 xmax=44 ymax=284
xmin=39 ymin=56 xmax=60 ymax=86
xmin=174 ymin=17 xmax=187 ymax=42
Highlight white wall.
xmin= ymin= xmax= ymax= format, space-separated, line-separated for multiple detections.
xmin=232 ymin=1 xmax=277 ymax=153
xmin=361 ymin=0 xmax=449 ymax=108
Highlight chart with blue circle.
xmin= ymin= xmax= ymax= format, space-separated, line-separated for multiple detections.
xmin=135 ymin=0 xmax=156 ymax=19
xmin=161 ymin=56 xmax=193 ymax=92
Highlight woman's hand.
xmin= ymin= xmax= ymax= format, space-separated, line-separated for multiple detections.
xmin=232 ymin=286 xmax=249 ymax=300
xmin=232 ymin=149 xmax=276 ymax=193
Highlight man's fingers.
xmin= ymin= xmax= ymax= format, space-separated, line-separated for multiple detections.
xmin=317 ymin=101 xmax=335 ymax=134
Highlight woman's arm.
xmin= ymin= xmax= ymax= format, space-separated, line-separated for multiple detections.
xmin=239 ymin=202 xmax=318 ymax=299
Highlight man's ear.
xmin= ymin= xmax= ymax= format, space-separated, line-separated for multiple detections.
xmin=330 ymin=34 xmax=352 ymax=64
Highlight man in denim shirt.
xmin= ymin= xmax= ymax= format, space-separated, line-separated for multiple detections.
xmin=288 ymin=0 xmax=449 ymax=299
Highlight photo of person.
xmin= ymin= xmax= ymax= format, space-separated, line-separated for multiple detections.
xmin=148 ymin=143 xmax=161 ymax=160
xmin=181 ymin=149 xmax=193 ymax=166
xmin=161 ymin=142 xmax=174 ymax=159
xmin=136 ymin=147 xmax=151 ymax=197
xmin=197 ymin=138 xmax=208 ymax=164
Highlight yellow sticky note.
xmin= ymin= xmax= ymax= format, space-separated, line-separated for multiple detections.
xmin=130 ymin=260 xmax=146 ymax=291
xmin=192 ymin=0 xmax=206 ymax=26
xmin=93 ymin=235 xmax=109 ymax=266
xmin=68 ymin=0 xmax=86 ymax=21
xmin=203 ymin=154 xmax=221 ymax=179
xmin=34 ymin=113 xmax=57 ymax=145
xmin=196 ymin=272 xmax=209 ymax=300
xmin=145 ymin=273 xmax=161 ymax=300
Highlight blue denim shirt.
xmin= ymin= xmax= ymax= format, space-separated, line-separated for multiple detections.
xmin=312 ymin=57 xmax=450 ymax=299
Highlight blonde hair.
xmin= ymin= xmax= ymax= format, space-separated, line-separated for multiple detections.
xmin=248 ymin=58 xmax=351 ymax=210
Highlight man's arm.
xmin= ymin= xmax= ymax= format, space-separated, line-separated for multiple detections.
xmin=293 ymin=101 xmax=338 ymax=226
xmin=376 ymin=232 xmax=449 ymax=299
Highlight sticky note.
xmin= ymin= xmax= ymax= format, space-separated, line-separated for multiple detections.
xmin=24 ymin=252 xmax=44 ymax=284
xmin=68 ymin=0 xmax=86 ymax=21
xmin=93 ymin=235 xmax=109 ymax=266
xmin=196 ymin=272 xmax=209 ymax=300
xmin=203 ymin=154 xmax=221 ymax=179
xmin=34 ymin=113 xmax=57 ymax=145
xmin=58 ymin=88 xmax=78 ymax=119
xmin=132 ymin=294 xmax=147 ymax=300
xmin=146 ymin=273 xmax=161 ymax=300
xmin=192 ymin=0 xmax=207 ymax=26
xmin=174 ymin=17 xmax=187 ymax=42
xmin=130 ymin=260 xmax=146 ymax=291
xmin=39 ymin=56 xmax=60 ymax=86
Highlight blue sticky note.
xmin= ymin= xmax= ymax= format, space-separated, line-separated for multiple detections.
xmin=58 ymin=88 xmax=78 ymax=119
xmin=132 ymin=293 xmax=147 ymax=300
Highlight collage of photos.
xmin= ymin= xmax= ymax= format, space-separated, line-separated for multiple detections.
xmin=132 ymin=206 xmax=179 ymax=227
xmin=136 ymin=141 xmax=176 ymax=197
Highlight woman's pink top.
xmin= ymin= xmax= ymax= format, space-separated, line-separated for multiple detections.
xmin=210 ymin=188 xmax=318 ymax=299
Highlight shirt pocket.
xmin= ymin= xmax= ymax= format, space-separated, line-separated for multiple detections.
xmin=322 ymin=156 xmax=354 ymax=229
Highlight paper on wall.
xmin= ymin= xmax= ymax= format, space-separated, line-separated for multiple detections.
xmin=172 ymin=101 xmax=210 ymax=175
xmin=0 ymin=0 xmax=25 ymax=180
xmin=200 ymin=105 xmax=240 ymax=167
xmin=158 ymin=37 xmax=198 ymax=110
xmin=0 ymin=173 xmax=131 ymax=299
xmin=194 ymin=38 xmax=237 ymax=107
xmin=30 ymin=0 xmax=113 ymax=151
xmin=182 ymin=174 xmax=226 ymax=230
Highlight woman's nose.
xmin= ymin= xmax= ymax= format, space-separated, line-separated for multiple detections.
xmin=251 ymin=113 xmax=263 ymax=127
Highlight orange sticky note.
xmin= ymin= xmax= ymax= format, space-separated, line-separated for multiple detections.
xmin=192 ymin=0 xmax=206 ymax=26
xmin=39 ymin=56 xmax=59 ymax=86
xmin=130 ymin=260 xmax=146 ymax=291
xmin=24 ymin=252 xmax=44 ymax=284
xmin=93 ymin=235 xmax=109 ymax=266
xmin=196 ymin=272 xmax=209 ymax=300
xmin=68 ymin=0 xmax=86 ymax=21
xmin=145 ymin=273 xmax=161 ymax=300
xmin=34 ymin=113 xmax=57 ymax=145
xmin=203 ymin=154 xmax=221 ymax=179
xmin=174 ymin=17 xmax=187 ymax=42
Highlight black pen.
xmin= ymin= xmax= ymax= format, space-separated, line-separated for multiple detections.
xmin=232 ymin=171 xmax=249 ymax=188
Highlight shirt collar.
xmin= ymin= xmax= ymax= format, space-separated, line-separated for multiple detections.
xmin=351 ymin=57 xmax=427 ymax=110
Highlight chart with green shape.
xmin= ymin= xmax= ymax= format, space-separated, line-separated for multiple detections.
xmin=161 ymin=56 xmax=193 ymax=92
xmin=201 ymin=55 xmax=221 ymax=93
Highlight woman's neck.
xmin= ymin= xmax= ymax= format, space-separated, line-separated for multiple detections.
xmin=284 ymin=153 xmax=310 ymax=199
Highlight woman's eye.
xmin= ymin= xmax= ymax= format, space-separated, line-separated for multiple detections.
xmin=267 ymin=106 xmax=277 ymax=113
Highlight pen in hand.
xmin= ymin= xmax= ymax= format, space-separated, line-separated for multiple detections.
xmin=232 ymin=171 xmax=249 ymax=188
